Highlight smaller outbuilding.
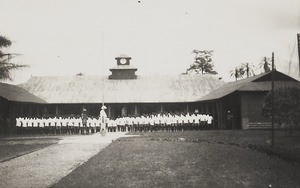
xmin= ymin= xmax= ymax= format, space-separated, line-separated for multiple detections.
xmin=0 ymin=82 xmax=46 ymax=134
xmin=197 ymin=70 xmax=300 ymax=129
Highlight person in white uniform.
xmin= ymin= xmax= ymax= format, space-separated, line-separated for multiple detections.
xmin=99 ymin=105 xmax=107 ymax=135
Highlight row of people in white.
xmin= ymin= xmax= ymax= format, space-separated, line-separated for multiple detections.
xmin=15 ymin=117 xmax=99 ymax=128
xmin=15 ymin=113 xmax=213 ymax=129
xmin=109 ymin=113 xmax=213 ymax=127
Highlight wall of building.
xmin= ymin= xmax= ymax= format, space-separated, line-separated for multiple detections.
xmin=240 ymin=91 xmax=270 ymax=129
xmin=109 ymin=69 xmax=137 ymax=79
xmin=0 ymin=98 xmax=9 ymax=135
xmin=0 ymin=102 xmax=49 ymax=135
xmin=219 ymin=93 xmax=241 ymax=130
xmin=13 ymin=103 xmax=193 ymax=120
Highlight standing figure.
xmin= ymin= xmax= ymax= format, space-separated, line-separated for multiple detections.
xmin=81 ymin=107 xmax=88 ymax=134
xmin=226 ymin=111 xmax=234 ymax=130
xmin=99 ymin=105 xmax=107 ymax=136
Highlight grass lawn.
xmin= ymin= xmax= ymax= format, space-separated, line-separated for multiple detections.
xmin=53 ymin=131 xmax=300 ymax=188
xmin=132 ymin=130 xmax=300 ymax=163
xmin=128 ymin=130 xmax=300 ymax=148
xmin=0 ymin=135 xmax=61 ymax=162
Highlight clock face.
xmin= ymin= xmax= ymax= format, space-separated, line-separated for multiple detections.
xmin=120 ymin=58 xmax=127 ymax=65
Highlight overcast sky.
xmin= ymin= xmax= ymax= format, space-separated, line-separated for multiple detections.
xmin=1 ymin=0 xmax=300 ymax=84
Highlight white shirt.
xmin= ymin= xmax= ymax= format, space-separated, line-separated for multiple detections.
xmin=28 ymin=118 xmax=33 ymax=127
xmin=108 ymin=119 xmax=113 ymax=127
xmin=112 ymin=120 xmax=117 ymax=127
xmin=136 ymin=117 xmax=141 ymax=124
xmin=33 ymin=119 xmax=38 ymax=127
xmin=16 ymin=118 xmax=21 ymax=127
xmin=207 ymin=116 xmax=213 ymax=124
xmin=87 ymin=118 xmax=92 ymax=127
xmin=39 ymin=119 xmax=44 ymax=128
xmin=183 ymin=115 xmax=189 ymax=124
xmin=166 ymin=115 xmax=172 ymax=125
xmin=149 ymin=116 xmax=154 ymax=125
xmin=61 ymin=118 xmax=67 ymax=127
xmin=119 ymin=118 xmax=125 ymax=126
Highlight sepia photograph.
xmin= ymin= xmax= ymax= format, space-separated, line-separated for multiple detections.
xmin=0 ymin=0 xmax=300 ymax=187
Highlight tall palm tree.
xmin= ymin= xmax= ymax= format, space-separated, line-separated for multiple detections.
xmin=230 ymin=67 xmax=244 ymax=81
xmin=0 ymin=35 xmax=27 ymax=81
xmin=241 ymin=62 xmax=256 ymax=78
xmin=259 ymin=57 xmax=271 ymax=73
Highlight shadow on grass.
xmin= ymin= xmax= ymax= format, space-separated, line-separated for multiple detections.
xmin=0 ymin=136 xmax=61 ymax=162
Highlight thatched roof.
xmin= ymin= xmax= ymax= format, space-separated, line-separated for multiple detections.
xmin=0 ymin=82 xmax=46 ymax=103
xmin=19 ymin=74 xmax=225 ymax=104
xmin=199 ymin=71 xmax=300 ymax=101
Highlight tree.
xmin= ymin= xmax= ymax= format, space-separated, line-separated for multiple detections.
xmin=230 ymin=66 xmax=244 ymax=81
xmin=76 ymin=72 xmax=84 ymax=76
xmin=259 ymin=57 xmax=271 ymax=73
xmin=262 ymin=87 xmax=300 ymax=136
xmin=0 ymin=35 xmax=27 ymax=81
xmin=229 ymin=62 xmax=256 ymax=81
xmin=186 ymin=50 xmax=218 ymax=75
xmin=241 ymin=62 xmax=256 ymax=78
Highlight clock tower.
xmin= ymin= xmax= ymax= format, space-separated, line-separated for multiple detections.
xmin=109 ymin=54 xmax=137 ymax=79
xmin=116 ymin=54 xmax=131 ymax=66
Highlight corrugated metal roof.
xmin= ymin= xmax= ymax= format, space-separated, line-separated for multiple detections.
xmin=199 ymin=71 xmax=300 ymax=101
xmin=238 ymin=81 xmax=300 ymax=91
xmin=0 ymin=82 xmax=46 ymax=103
xmin=19 ymin=74 xmax=225 ymax=104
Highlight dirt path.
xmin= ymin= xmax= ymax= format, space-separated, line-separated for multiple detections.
xmin=0 ymin=132 xmax=128 ymax=188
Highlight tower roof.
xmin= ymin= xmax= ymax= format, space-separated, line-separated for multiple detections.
xmin=115 ymin=54 xmax=131 ymax=59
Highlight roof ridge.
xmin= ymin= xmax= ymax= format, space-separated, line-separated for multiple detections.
xmin=24 ymin=74 xmax=221 ymax=78
xmin=19 ymin=74 xmax=225 ymax=103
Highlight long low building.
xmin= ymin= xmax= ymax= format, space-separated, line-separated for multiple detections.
xmin=18 ymin=55 xmax=225 ymax=119
xmin=0 ymin=54 xmax=300 ymax=134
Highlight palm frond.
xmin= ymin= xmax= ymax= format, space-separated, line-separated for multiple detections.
xmin=0 ymin=36 xmax=12 ymax=48
xmin=0 ymin=62 xmax=28 ymax=81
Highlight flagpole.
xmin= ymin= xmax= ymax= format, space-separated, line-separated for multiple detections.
xmin=297 ymin=33 xmax=300 ymax=76
xmin=271 ymin=52 xmax=275 ymax=148
xmin=102 ymin=31 xmax=105 ymax=108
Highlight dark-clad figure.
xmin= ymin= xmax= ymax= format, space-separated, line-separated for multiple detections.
xmin=226 ymin=111 xmax=234 ymax=130
xmin=81 ymin=107 xmax=88 ymax=134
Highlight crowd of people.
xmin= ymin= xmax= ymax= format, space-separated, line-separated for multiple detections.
xmin=109 ymin=112 xmax=213 ymax=132
xmin=15 ymin=112 xmax=214 ymax=134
